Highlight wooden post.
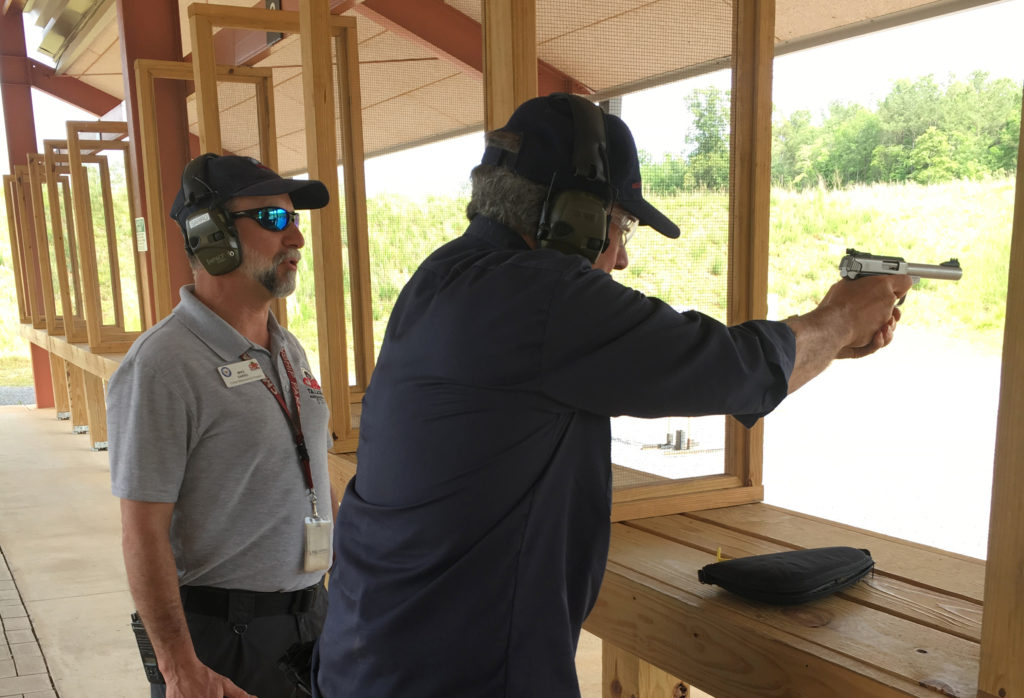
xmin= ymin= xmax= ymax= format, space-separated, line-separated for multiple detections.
xmin=602 ymin=640 xmax=687 ymax=698
xmin=335 ymin=27 xmax=374 ymax=392
xmin=67 ymin=363 xmax=89 ymax=434
xmin=189 ymin=9 xmax=222 ymax=154
xmin=83 ymin=372 xmax=108 ymax=450
xmin=300 ymin=0 xmax=353 ymax=451
xmin=49 ymin=354 xmax=71 ymax=420
xmin=482 ymin=0 xmax=538 ymax=131
xmin=724 ymin=0 xmax=774 ymax=492
xmin=977 ymin=88 xmax=1024 ymax=698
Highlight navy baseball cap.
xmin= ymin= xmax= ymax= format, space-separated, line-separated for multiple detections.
xmin=481 ymin=94 xmax=680 ymax=239
xmin=170 ymin=154 xmax=330 ymax=229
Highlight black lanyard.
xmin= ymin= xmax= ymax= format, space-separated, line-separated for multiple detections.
xmin=241 ymin=348 xmax=321 ymax=518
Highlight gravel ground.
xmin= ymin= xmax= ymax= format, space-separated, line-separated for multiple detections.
xmin=0 ymin=386 xmax=35 ymax=406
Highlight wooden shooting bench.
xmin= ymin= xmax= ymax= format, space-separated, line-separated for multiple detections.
xmin=585 ymin=502 xmax=984 ymax=698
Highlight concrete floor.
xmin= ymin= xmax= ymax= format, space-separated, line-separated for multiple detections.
xmin=0 ymin=405 xmax=146 ymax=698
xmin=0 ymin=405 xmax=610 ymax=698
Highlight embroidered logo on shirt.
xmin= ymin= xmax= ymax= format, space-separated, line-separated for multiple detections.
xmin=302 ymin=368 xmax=325 ymax=403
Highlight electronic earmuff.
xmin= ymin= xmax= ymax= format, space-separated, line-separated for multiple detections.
xmin=536 ymin=95 xmax=614 ymax=263
xmin=181 ymin=153 xmax=243 ymax=276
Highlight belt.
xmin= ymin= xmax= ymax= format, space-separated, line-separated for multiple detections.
xmin=180 ymin=583 xmax=321 ymax=620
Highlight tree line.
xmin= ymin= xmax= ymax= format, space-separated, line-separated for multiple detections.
xmin=639 ymin=71 xmax=1021 ymax=192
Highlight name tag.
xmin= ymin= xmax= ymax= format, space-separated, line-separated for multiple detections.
xmin=217 ymin=359 xmax=266 ymax=388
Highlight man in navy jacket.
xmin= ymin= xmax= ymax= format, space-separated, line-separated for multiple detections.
xmin=313 ymin=94 xmax=910 ymax=697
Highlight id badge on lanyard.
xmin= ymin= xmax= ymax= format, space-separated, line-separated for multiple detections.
xmin=242 ymin=349 xmax=332 ymax=572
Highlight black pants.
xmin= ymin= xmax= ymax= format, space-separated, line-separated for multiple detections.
xmin=150 ymin=582 xmax=327 ymax=698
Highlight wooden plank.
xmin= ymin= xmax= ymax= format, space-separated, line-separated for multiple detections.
xmin=611 ymin=484 xmax=764 ymax=523
xmin=590 ymin=524 xmax=979 ymax=698
xmin=978 ymin=86 xmax=1024 ymax=698
xmin=629 ymin=514 xmax=983 ymax=643
xmin=18 ymin=322 xmax=125 ymax=382
xmin=588 ymin=567 xmax=941 ymax=698
xmin=67 ymin=363 xmax=89 ymax=434
xmin=82 ymin=371 xmax=108 ymax=449
xmin=723 ymin=0 xmax=775 ymax=500
xmin=690 ymin=504 xmax=985 ymax=602
xmin=613 ymin=473 xmax=738 ymax=503
xmin=190 ymin=3 xmax=304 ymax=34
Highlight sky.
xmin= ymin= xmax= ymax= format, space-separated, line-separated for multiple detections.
xmin=3 ymin=0 xmax=1023 ymax=195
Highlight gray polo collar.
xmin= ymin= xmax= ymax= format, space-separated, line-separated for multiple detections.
xmin=173 ymin=285 xmax=283 ymax=362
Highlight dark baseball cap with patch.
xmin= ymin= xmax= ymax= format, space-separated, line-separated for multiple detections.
xmin=481 ymin=94 xmax=680 ymax=239
xmin=170 ymin=154 xmax=330 ymax=230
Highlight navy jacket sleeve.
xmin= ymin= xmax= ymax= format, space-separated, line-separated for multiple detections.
xmin=540 ymin=262 xmax=795 ymax=426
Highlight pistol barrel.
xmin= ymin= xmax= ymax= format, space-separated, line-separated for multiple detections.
xmin=905 ymin=261 xmax=963 ymax=281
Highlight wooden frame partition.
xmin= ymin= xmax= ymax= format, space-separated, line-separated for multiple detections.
xmin=3 ymin=174 xmax=31 ymax=324
xmin=188 ymin=1 xmax=372 ymax=453
xmin=26 ymin=153 xmax=67 ymax=338
xmin=134 ymin=59 xmax=282 ymax=323
xmin=600 ymin=0 xmax=774 ymax=522
xmin=42 ymin=140 xmax=90 ymax=344
xmin=64 ymin=121 xmax=146 ymax=353
xmin=12 ymin=165 xmax=46 ymax=330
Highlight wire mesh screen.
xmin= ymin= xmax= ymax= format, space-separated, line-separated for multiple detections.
xmin=356 ymin=8 xmax=483 ymax=362
xmin=186 ymin=80 xmax=264 ymax=163
xmin=535 ymin=1 xmax=735 ymax=490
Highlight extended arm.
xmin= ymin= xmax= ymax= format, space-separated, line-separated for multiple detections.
xmin=120 ymin=499 xmax=253 ymax=698
xmin=784 ymin=274 xmax=913 ymax=393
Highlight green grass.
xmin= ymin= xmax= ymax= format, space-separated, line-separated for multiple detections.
xmin=0 ymin=177 xmax=1015 ymax=389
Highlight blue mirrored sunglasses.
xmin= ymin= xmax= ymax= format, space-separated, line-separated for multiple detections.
xmin=230 ymin=206 xmax=300 ymax=232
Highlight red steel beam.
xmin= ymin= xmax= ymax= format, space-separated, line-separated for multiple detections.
xmin=353 ymin=0 xmax=591 ymax=96
xmin=25 ymin=58 xmax=120 ymax=115
xmin=1 ymin=6 xmax=54 ymax=407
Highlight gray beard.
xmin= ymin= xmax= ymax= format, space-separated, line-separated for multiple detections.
xmin=242 ymin=250 xmax=298 ymax=298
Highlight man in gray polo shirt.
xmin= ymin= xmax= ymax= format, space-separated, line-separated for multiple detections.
xmin=108 ymin=154 xmax=336 ymax=698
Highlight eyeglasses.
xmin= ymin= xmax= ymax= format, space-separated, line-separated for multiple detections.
xmin=229 ymin=207 xmax=300 ymax=232
xmin=609 ymin=208 xmax=639 ymax=246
